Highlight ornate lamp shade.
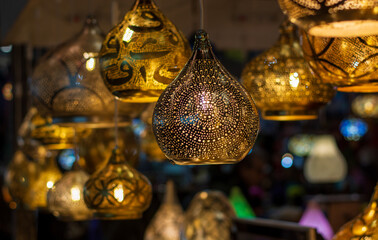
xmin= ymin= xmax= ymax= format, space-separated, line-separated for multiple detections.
xmin=301 ymin=33 xmax=378 ymax=92
xmin=304 ymin=135 xmax=347 ymax=183
xmin=99 ymin=0 xmax=191 ymax=103
xmin=352 ymin=94 xmax=378 ymax=118
xmin=277 ymin=0 xmax=378 ymax=37
xmin=31 ymin=17 xmax=140 ymax=128
xmin=153 ymin=30 xmax=259 ymax=165
xmin=47 ymin=170 xmax=92 ymax=221
xmin=144 ymin=180 xmax=183 ymax=240
xmin=184 ymin=191 xmax=236 ymax=240
xmin=84 ymin=148 xmax=152 ymax=219
xmin=241 ymin=22 xmax=335 ymax=121
xmin=333 ymin=183 xmax=378 ymax=240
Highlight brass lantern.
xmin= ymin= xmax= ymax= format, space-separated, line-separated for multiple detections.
xmin=241 ymin=21 xmax=335 ymax=121
xmin=84 ymin=148 xmax=152 ymax=219
xmin=99 ymin=0 xmax=191 ymax=103
xmin=302 ymin=33 xmax=378 ymax=93
xmin=153 ymin=30 xmax=259 ymax=165
xmin=352 ymin=94 xmax=378 ymax=118
xmin=277 ymin=0 xmax=378 ymax=37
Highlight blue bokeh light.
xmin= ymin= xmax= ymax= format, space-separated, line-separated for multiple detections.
xmin=58 ymin=149 xmax=76 ymax=170
xmin=339 ymin=118 xmax=368 ymax=141
xmin=281 ymin=153 xmax=294 ymax=168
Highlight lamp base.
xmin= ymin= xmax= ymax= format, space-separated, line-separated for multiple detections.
xmin=93 ymin=210 xmax=142 ymax=220
xmin=337 ymin=84 xmax=378 ymax=93
xmin=262 ymin=109 xmax=318 ymax=121
xmin=112 ymin=89 xmax=164 ymax=103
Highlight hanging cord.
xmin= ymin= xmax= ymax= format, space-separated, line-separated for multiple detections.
xmin=199 ymin=0 xmax=204 ymax=29
xmin=114 ymin=97 xmax=119 ymax=149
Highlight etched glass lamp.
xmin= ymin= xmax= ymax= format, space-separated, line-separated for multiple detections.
xmin=99 ymin=0 xmax=191 ymax=103
xmin=352 ymin=94 xmax=378 ymax=118
xmin=153 ymin=30 xmax=259 ymax=165
xmin=301 ymin=33 xmax=378 ymax=92
xmin=84 ymin=148 xmax=152 ymax=219
xmin=277 ymin=0 xmax=378 ymax=37
xmin=241 ymin=21 xmax=335 ymax=121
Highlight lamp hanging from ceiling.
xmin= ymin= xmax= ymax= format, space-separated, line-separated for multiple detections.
xmin=288 ymin=134 xmax=315 ymax=157
xmin=339 ymin=118 xmax=368 ymax=141
xmin=301 ymin=33 xmax=378 ymax=93
xmin=99 ymin=0 xmax=191 ymax=103
xmin=241 ymin=21 xmax=335 ymax=121
xmin=31 ymin=17 xmax=142 ymax=128
xmin=352 ymin=94 xmax=378 ymax=118
xmin=153 ymin=29 xmax=259 ymax=165
xmin=277 ymin=0 xmax=378 ymax=37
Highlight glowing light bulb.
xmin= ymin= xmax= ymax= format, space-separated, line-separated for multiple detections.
xmin=114 ymin=184 xmax=124 ymax=202
xmin=46 ymin=181 xmax=54 ymax=189
xmin=86 ymin=58 xmax=95 ymax=71
xmin=70 ymin=186 xmax=81 ymax=201
xmin=289 ymin=72 xmax=300 ymax=88
xmin=122 ymin=28 xmax=134 ymax=42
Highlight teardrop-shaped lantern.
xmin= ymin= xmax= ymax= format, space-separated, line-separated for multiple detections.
xmin=301 ymin=33 xmax=378 ymax=93
xmin=47 ymin=170 xmax=92 ymax=221
xmin=84 ymin=148 xmax=152 ymax=219
xmin=352 ymin=94 xmax=378 ymax=118
xmin=153 ymin=30 xmax=259 ymax=165
xmin=184 ymin=191 xmax=236 ymax=240
xmin=333 ymin=183 xmax=378 ymax=240
xmin=144 ymin=180 xmax=183 ymax=240
xmin=241 ymin=21 xmax=335 ymax=121
xmin=31 ymin=17 xmax=143 ymax=128
xmin=99 ymin=0 xmax=191 ymax=103
xmin=277 ymin=0 xmax=378 ymax=37
xmin=304 ymin=135 xmax=347 ymax=183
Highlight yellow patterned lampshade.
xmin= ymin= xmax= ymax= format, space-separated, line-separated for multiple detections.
xmin=99 ymin=0 xmax=191 ymax=103
xmin=184 ymin=191 xmax=236 ymax=240
xmin=333 ymin=183 xmax=378 ymax=240
xmin=277 ymin=0 xmax=378 ymax=37
xmin=47 ymin=170 xmax=93 ymax=221
xmin=83 ymin=148 xmax=152 ymax=219
xmin=31 ymin=17 xmax=142 ymax=128
xmin=241 ymin=22 xmax=335 ymax=121
xmin=302 ymin=33 xmax=378 ymax=92
xmin=153 ymin=30 xmax=259 ymax=165
xmin=352 ymin=94 xmax=378 ymax=118
xmin=144 ymin=180 xmax=183 ymax=240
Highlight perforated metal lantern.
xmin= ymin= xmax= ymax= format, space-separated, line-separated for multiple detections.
xmin=31 ymin=17 xmax=142 ymax=128
xmin=99 ymin=0 xmax=191 ymax=103
xmin=277 ymin=0 xmax=378 ymax=37
xmin=153 ymin=30 xmax=259 ymax=165
xmin=84 ymin=148 xmax=152 ymax=219
xmin=301 ymin=33 xmax=378 ymax=93
xmin=241 ymin=22 xmax=335 ymax=121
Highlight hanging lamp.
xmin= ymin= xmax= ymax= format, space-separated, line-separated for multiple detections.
xmin=339 ymin=118 xmax=368 ymax=141
xmin=241 ymin=21 xmax=335 ymax=121
xmin=277 ymin=0 xmax=378 ymax=37
xmin=352 ymin=94 xmax=378 ymax=118
xmin=333 ymin=183 xmax=378 ymax=240
xmin=31 ymin=17 xmax=141 ymax=128
xmin=288 ymin=134 xmax=315 ymax=157
xmin=144 ymin=180 xmax=184 ymax=240
xmin=153 ymin=29 xmax=259 ymax=165
xmin=301 ymin=33 xmax=378 ymax=92
xmin=304 ymin=135 xmax=347 ymax=183
xmin=99 ymin=0 xmax=191 ymax=103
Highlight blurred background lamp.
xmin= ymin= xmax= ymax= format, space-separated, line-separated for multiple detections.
xmin=352 ymin=94 xmax=378 ymax=118
xmin=281 ymin=153 xmax=294 ymax=169
xmin=288 ymin=134 xmax=315 ymax=157
xmin=339 ymin=118 xmax=368 ymax=141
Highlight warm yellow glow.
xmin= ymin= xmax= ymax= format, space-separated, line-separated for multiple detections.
xmin=289 ymin=72 xmax=300 ymax=88
xmin=199 ymin=192 xmax=208 ymax=199
xmin=122 ymin=28 xmax=134 ymax=42
xmin=71 ymin=186 xmax=81 ymax=202
xmin=114 ymin=184 xmax=124 ymax=202
xmin=86 ymin=58 xmax=95 ymax=71
xmin=46 ymin=181 xmax=54 ymax=189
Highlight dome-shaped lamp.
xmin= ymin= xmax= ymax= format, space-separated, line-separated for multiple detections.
xmin=99 ymin=0 xmax=191 ymax=103
xmin=241 ymin=21 xmax=335 ymax=121
xmin=184 ymin=191 xmax=236 ymax=240
xmin=301 ymin=33 xmax=378 ymax=93
xmin=333 ymin=183 xmax=378 ymax=240
xmin=144 ymin=180 xmax=184 ymax=240
xmin=31 ymin=17 xmax=142 ymax=128
xmin=47 ymin=170 xmax=92 ymax=221
xmin=277 ymin=0 xmax=378 ymax=37
xmin=352 ymin=94 xmax=378 ymax=118
xmin=153 ymin=30 xmax=259 ymax=165
xmin=84 ymin=148 xmax=152 ymax=219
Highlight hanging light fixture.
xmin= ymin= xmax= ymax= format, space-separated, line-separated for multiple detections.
xmin=277 ymin=0 xmax=378 ymax=37
xmin=83 ymin=148 xmax=152 ymax=219
xmin=31 ymin=17 xmax=141 ymax=128
xmin=352 ymin=94 xmax=378 ymax=118
xmin=99 ymin=0 xmax=191 ymax=103
xmin=184 ymin=191 xmax=236 ymax=240
xmin=333 ymin=183 xmax=378 ymax=240
xmin=301 ymin=33 xmax=378 ymax=92
xmin=144 ymin=180 xmax=184 ymax=240
xmin=241 ymin=21 xmax=335 ymax=121
xmin=47 ymin=170 xmax=92 ymax=221
xmin=339 ymin=118 xmax=368 ymax=141
xmin=153 ymin=29 xmax=259 ymax=165
xmin=304 ymin=135 xmax=347 ymax=183
xmin=288 ymin=134 xmax=315 ymax=157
